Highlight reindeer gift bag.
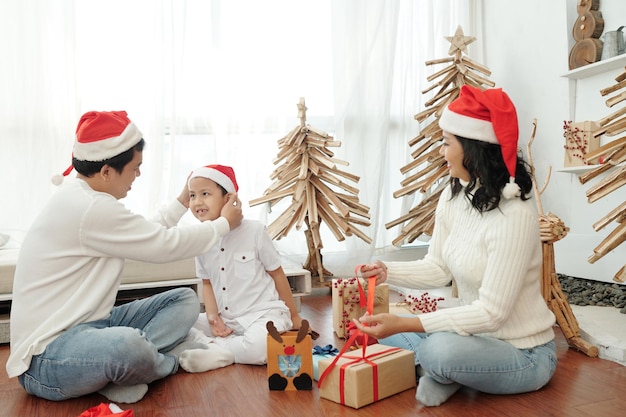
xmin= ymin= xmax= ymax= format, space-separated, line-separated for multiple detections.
xmin=266 ymin=320 xmax=313 ymax=391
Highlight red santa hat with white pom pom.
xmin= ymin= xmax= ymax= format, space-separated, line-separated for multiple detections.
xmin=438 ymin=85 xmax=521 ymax=199
xmin=52 ymin=110 xmax=143 ymax=185
xmin=189 ymin=164 xmax=239 ymax=193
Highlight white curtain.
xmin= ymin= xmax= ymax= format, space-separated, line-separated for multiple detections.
xmin=0 ymin=0 xmax=480 ymax=273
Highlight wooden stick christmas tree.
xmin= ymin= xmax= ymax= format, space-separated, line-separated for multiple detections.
xmin=249 ymin=98 xmax=372 ymax=282
xmin=527 ymin=119 xmax=598 ymax=357
xmin=581 ymin=67 xmax=626 ymax=283
xmin=386 ymin=26 xmax=496 ymax=245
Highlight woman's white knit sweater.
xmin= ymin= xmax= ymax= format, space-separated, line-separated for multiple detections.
xmin=386 ymin=185 xmax=555 ymax=349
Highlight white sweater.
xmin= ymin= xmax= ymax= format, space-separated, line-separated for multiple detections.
xmin=386 ymin=185 xmax=555 ymax=349
xmin=6 ymin=178 xmax=230 ymax=378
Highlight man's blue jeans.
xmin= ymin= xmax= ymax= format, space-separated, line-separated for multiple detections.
xmin=18 ymin=287 xmax=199 ymax=401
xmin=380 ymin=331 xmax=557 ymax=394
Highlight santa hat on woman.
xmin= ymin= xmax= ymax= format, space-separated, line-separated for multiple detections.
xmin=52 ymin=110 xmax=143 ymax=185
xmin=438 ymin=85 xmax=521 ymax=199
xmin=189 ymin=164 xmax=239 ymax=193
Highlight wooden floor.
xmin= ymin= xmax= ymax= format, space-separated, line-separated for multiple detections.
xmin=1 ymin=289 xmax=625 ymax=417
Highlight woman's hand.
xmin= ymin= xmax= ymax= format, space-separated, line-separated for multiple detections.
xmin=360 ymin=260 xmax=388 ymax=285
xmin=352 ymin=312 xmax=424 ymax=339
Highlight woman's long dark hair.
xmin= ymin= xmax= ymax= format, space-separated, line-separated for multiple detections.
xmin=449 ymin=136 xmax=533 ymax=212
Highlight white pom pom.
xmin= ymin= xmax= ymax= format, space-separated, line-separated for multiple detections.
xmin=51 ymin=174 xmax=64 ymax=185
xmin=502 ymin=177 xmax=520 ymax=199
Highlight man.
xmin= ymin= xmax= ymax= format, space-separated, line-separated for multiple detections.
xmin=6 ymin=110 xmax=243 ymax=403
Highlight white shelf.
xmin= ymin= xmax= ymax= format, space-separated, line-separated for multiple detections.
xmin=556 ymin=161 xmax=624 ymax=174
xmin=556 ymin=164 xmax=602 ymax=174
xmin=562 ymin=54 xmax=626 ymax=80
xmin=286 ymin=268 xmax=312 ymax=297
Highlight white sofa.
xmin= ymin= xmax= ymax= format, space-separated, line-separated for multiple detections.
xmin=0 ymin=245 xmax=200 ymax=344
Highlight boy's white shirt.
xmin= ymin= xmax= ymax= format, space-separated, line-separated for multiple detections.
xmin=195 ymin=219 xmax=288 ymax=329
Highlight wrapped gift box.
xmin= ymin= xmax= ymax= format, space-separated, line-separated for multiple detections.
xmin=332 ymin=278 xmax=389 ymax=338
xmin=317 ymin=343 xmax=416 ymax=409
xmin=312 ymin=344 xmax=339 ymax=381
xmin=266 ymin=321 xmax=313 ymax=391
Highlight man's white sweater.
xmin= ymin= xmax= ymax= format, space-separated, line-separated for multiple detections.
xmin=7 ymin=178 xmax=230 ymax=377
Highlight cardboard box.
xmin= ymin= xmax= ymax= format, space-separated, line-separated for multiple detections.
xmin=563 ymin=120 xmax=601 ymax=167
xmin=317 ymin=343 xmax=416 ymax=409
xmin=266 ymin=322 xmax=313 ymax=391
xmin=332 ymin=278 xmax=389 ymax=338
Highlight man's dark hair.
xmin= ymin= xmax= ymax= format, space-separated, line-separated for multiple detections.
xmin=72 ymin=139 xmax=145 ymax=177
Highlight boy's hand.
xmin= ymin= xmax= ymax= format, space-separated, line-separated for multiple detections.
xmin=290 ymin=315 xmax=304 ymax=330
xmin=221 ymin=193 xmax=243 ymax=229
xmin=209 ymin=316 xmax=233 ymax=337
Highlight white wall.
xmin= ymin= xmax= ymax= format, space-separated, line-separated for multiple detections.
xmin=481 ymin=0 xmax=625 ymax=284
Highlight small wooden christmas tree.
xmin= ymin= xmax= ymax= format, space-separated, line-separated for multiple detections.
xmin=527 ymin=119 xmax=598 ymax=357
xmin=249 ymin=98 xmax=372 ymax=282
xmin=580 ymin=67 xmax=626 ymax=283
xmin=386 ymin=26 xmax=496 ymax=245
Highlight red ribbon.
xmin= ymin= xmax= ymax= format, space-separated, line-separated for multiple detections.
xmin=318 ymin=264 xmax=385 ymax=404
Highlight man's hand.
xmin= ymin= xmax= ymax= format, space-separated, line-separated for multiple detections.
xmin=177 ymin=172 xmax=192 ymax=208
xmin=221 ymin=193 xmax=243 ymax=230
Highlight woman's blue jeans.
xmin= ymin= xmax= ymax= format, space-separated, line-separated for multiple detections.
xmin=380 ymin=330 xmax=557 ymax=395
xmin=18 ymin=287 xmax=199 ymax=401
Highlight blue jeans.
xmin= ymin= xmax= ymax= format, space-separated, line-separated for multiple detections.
xmin=18 ymin=287 xmax=199 ymax=401
xmin=380 ymin=331 xmax=557 ymax=395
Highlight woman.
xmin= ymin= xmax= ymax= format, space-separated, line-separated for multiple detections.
xmin=354 ymin=85 xmax=557 ymax=407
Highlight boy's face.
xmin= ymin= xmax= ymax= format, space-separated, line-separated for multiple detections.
xmin=189 ymin=177 xmax=229 ymax=222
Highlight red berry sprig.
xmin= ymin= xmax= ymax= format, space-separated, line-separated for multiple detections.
xmin=562 ymin=120 xmax=590 ymax=165
xmin=398 ymin=291 xmax=444 ymax=314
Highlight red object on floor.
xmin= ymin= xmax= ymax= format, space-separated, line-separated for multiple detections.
xmin=77 ymin=403 xmax=133 ymax=417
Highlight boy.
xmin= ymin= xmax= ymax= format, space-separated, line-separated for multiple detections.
xmin=6 ymin=111 xmax=243 ymax=403
xmin=182 ymin=164 xmax=303 ymax=367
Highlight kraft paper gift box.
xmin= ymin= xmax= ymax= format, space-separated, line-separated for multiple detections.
xmin=317 ymin=343 xmax=416 ymax=409
xmin=266 ymin=320 xmax=313 ymax=391
xmin=332 ymin=278 xmax=389 ymax=338
xmin=563 ymin=120 xmax=601 ymax=167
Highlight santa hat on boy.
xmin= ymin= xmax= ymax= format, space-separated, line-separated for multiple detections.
xmin=438 ymin=85 xmax=521 ymax=199
xmin=52 ymin=110 xmax=143 ymax=185
xmin=190 ymin=164 xmax=239 ymax=193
